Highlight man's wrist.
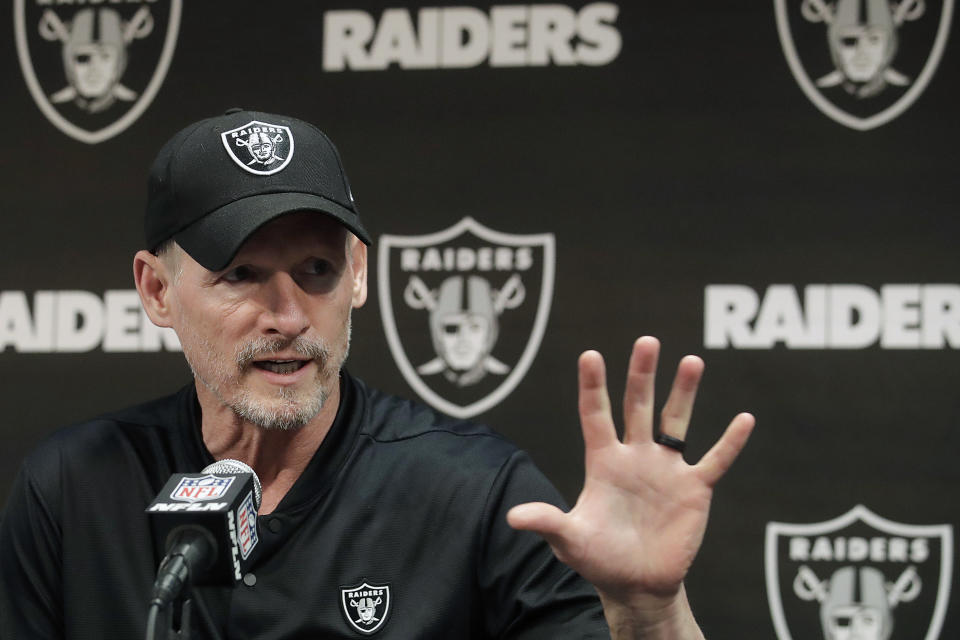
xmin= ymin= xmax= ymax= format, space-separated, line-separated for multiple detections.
xmin=598 ymin=584 xmax=705 ymax=640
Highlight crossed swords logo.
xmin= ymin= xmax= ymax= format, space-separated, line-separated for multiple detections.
xmin=234 ymin=133 xmax=286 ymax=166
xmin=794 ymin=564 xmax=921 ymax=637
xmin=795 ymin=564 xmax=922 ymax=605
xmin=349 ymin=596 xmax=382 ymax=626
xmin=38 ymin=7 xmax=153 ymax=111
xmin=801 ymin=0 xmax=925 ymax=96
xmin=404 ymin=273 xmax=525 ymax=385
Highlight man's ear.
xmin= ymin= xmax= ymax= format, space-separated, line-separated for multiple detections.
xmin=133 ymin=250 xmax=176 ymax=328
xmin=350 ymin=238 xmax=368 ymax=308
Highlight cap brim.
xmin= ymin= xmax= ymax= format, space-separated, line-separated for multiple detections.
xmin=174 ymin=192 xmax=371 ymax=271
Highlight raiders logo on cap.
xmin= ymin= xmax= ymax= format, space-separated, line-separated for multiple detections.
xmin=221 ymin=120 xmax=295 ymax=176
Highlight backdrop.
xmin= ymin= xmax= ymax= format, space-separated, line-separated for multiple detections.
xmin=2 ymin=1 xmax=957 ymax=637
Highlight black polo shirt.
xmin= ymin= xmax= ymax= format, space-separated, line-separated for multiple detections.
xmin=0 ymin=371 xmax=607 ymax=639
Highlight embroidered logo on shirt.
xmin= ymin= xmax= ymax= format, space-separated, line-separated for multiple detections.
xmin=170 ymin=474 xmax=234 ymax=502
xmin=341 ymin=582 xmax=391 ymax=635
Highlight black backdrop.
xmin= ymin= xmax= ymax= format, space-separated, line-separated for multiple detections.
xmin=2 ymin=2 xmax=958 ymax=637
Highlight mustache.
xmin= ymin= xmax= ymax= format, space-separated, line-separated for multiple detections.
xmin=235 ymin=336 xmax=331 ymax=369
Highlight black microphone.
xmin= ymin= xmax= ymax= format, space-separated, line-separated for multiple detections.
xmin=145 ymin=459 xmax=263 ymax=606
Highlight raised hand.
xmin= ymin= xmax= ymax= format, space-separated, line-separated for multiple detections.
xmin=507 ymin=337 xmax=754 ymax=636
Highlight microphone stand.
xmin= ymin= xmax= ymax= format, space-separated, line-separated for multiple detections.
xmin=145 ymin=597 xmax=192 ymax=640
xmin=146 ymin=527 xmax=211 ymax=640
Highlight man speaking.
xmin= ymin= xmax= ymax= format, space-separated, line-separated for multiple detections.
xmin=0 ymin=109 xmax=754 ymax=638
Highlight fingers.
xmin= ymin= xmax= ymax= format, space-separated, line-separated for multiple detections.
xmin=658 ymin=355 xmax=705 ymax=441
xmin=506 ymin=502 xmax=569 ymax=550
xmin=584 ymin=342 xmax=743 ymax=468
xmin=578 ymin=350 xmax=617 ymax=451
xmin=622 ymin=336 xmax=659 ymax=444
xmin=696 ymin=412 xmax=755 ymax=486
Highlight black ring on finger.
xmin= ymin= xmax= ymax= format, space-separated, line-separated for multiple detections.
xmin=654 ymin=433 xmax=686 ymax=453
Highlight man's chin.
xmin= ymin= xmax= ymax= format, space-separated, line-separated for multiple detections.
xmin=236 ymin=404 xmax=321 ymax=431
xmin=231 ymin=389 xmax=328 ymax=431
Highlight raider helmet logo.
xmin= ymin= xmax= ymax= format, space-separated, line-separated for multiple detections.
xmin=221 ymin=121 xmax=294 ymax=176
xmin=379 ymin=218 xmax=555 ymax=418
xmin=765 ymin=505 xmax=953 ymax=639
xmin=775 ymin=0 xmax=953 ymax=129
xmin=14 ymin=0 xmax=182 ymax=144
xmin=340 ymin=582 xmax=391 ymax=635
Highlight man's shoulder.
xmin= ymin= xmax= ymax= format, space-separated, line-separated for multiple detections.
xmin=95 ymin=385 xmax=192 ymax=430
xmin=356 ymin=378 xmax=509 ymax=441
xmin=348 ymin=375 xmax=568 ymax=511
xmin=350 ymin=375 xmax=521 ymax=465
xmin=21 ymin=385 xmax=192 ymax=484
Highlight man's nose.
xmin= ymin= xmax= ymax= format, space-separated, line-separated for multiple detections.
xmin=260 ymin=272 xmax=310 ymax=337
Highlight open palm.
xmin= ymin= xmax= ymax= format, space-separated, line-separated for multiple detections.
xmin=507 ymin=337 xmax=755 ymax=607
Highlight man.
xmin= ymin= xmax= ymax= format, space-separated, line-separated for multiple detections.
xmin=0 ymin=109 xmax=754 ymax=638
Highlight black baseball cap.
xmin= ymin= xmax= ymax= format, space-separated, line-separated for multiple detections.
xmin=145 ymin=108 xmax=371 ymax=271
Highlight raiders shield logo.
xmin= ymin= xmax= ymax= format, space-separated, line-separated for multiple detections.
xmin=14 ymin=0 xmax=181 ymax=144
xmin=341 ymin=582 xmax=391 ymax=635
xmin=221 ymin=120 xmax=294 ymax=176
xmin=378 ymin=217 xmax=555 ymax=418
xmin=765 ymin=505 xmax=953 ymax=639
xmin=774 ymin=0 xmax=953 ymax=130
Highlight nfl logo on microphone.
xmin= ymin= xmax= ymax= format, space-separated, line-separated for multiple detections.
xmin=170 ymin=475 xmax=235 ymax=503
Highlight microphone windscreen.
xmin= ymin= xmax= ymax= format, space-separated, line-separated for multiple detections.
xmin=202 ymin=459 xmax=262 ymax=509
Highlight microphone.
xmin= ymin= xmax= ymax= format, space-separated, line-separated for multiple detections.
xmin=145 ymin=459 xmax=263 ymax=606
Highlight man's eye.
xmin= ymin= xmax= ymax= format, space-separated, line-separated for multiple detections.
xmin=223 ymin=266 xmax=254 ymax=282
xmin=305 ymin=260 xmax=333 ymax=276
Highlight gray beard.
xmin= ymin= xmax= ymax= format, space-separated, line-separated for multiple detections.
xmin=230 ymin=384 xmax=330 ymax=431
xmin=188 ymin=316 xmax=352 ymax=432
